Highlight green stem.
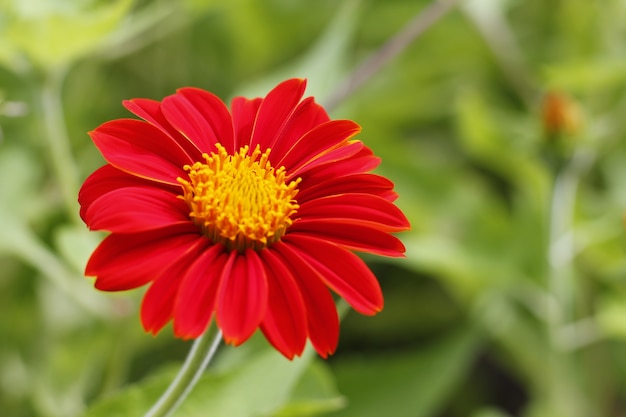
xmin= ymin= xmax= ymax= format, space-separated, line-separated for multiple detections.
xmin=547 ymin=149 xmax=594 ymax=342
xmin=40 ymin=67 xmax=81 ymax=223
xmin=7 ymin=218 xmax=109 ymax=317
xmin=546 ymin=148 xmax=594 ymax=416
xmin=145 ymin=328 xmax=223 ymax=417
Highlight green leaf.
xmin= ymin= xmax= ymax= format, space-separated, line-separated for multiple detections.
xmin=0 ymin=146 xmax=45 ymax=219
xmin=234 ymin=0 xmax=360 ymax=103
xmin=83 ymin=341 xmax=327 ymax=417
xmin=81 ymin=364 xmax=174 ymax=417
xmin=543 ymin=59 xmax=626 ymax=93
xmin=178 ymin=345 xmax=313 ymax=417
xmin=54 ymin=225 xmax=103 ymax=274
xmin=470 ymin=408 xmax=513 ymax=417
xmin=324 ymin=327 xmax=481 ymax=417
xmin=1 ymin=0 xmax=133 ymax=68
xmin=597 ymin=295 xmax=626 ymax=339
xmin=273 ymin=360 xmax=345 ymax=417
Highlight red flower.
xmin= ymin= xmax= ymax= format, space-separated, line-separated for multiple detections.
xmin=79 ymin=79 xmax=410 ymax=359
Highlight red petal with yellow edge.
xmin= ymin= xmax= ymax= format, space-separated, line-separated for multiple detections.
xmin=79 ymin=165 xmax=177 ymax=221
xmin=90 ymin=119 xmax=192 ymax=184
xmin=162 ymin=88 xmax=235 ymax=154
xmin=85 ymin=187 xmax=189 ymax=233
xmin=296 ymin=193 xmax=410 ymax=232
xmin=273 ymin=242 xmax=339 ymax=358
xmin=296 ymin=147 xmax=381 ymax=184
xmin=141 ymin=238 xmax=211 ymax=335
xmin=284 ymin=234 xmax=384 ymax=315
xmin=259 ymin=249 xmax=308 ymax=359
xmin=249 ymin=78 xmax=307 ymax=150
xmin=289 ymin=221 xmax=406 ymax=257
xmin=173 ymin=244 xmax=227 ymax=338
xmin=277 ymin=120 xmax=361 ymax=171
xmin=296 ymin=173 xmax=397 ymax=203
xmin=123 ymin=98 xmax=202 ymax=159
xmin=217 ymin=250 xmax=268 ymax=345
xmin=231 ymin=97 xmax=262 ymax=150
xmin=269 ymin=97 xmax=330 ymax=162
xmin=86 ymin=225 xmax=200 ymax=291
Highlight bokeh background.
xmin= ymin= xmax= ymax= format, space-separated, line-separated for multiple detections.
xmin=2 ymin=0 xmax=626 ymax=416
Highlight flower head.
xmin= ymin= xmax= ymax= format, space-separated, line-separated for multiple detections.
xmin=79 ymin=79 xmax=410 ymax=359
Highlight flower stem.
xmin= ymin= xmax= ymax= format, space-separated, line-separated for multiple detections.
xmin=145 ymin=328 xmax=223 ymax=417
xmin=324 ymin=0 xmax=461 ymax=111
xmin=40 ymin=66 xmax=81 ymax=223
xmin=547 ymin=149 xmax=594 ymax=342
xmin=546 ymin=148 xmax=594 ymax=416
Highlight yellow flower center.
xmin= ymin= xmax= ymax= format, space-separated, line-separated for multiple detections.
xmin=178 ymin=144 xmax=300 ymax=251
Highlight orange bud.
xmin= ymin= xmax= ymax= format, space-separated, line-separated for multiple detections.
xmin=542 ymin=91 xmax=583 ymax=137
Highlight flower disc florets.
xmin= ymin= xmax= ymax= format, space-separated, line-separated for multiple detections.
xmin=178 ymin=144 xmax=300 ymax=251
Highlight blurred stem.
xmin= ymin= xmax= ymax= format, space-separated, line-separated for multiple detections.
xmin=546 ymin=148 xmax=594 ymax=416
xmin=145 ymin=328 xmax=223 ymax=417
xmin=324 ymin=0 xmax=461 ymax=111
xmin=40 ymin=67 xmax=81 ymax=223
xmin=462 ymin=0 xmax=536 ymax=107
xmin=100 ymin=1 xmax=185 ymax=61
xmin=547 ymin=149 xmax=594 ymax=334
xmin=8 ymin=219 xmax=109 ymax=317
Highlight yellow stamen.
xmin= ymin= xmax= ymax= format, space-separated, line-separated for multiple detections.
xmin=178 ymin=144 xmax=300 ymax=251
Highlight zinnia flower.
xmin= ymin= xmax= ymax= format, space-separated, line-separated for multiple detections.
xmin=79 ymin=78 xmax=410 ymax=359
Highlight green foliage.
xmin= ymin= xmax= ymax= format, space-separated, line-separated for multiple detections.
xmin=83 ymin=339 xmax=343 ymax=417
xmin=2 ymin=0 xmax=626 ymax=416
xmin=0 ymin=0 xmax=133 ymax=70
xmin=326 ymin=327 xmax=481 ymax=417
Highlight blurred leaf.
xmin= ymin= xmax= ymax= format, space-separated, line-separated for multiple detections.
xmin=325 ymin=327 xmax=481 ymax=417
xmin=273 ymin=360 xmax=345 ymax=417
xmin=0 ymin=146 xmax=44 ymax=220
xmin=471 ymin=408 xmax=513 ymax=417
xmin=1 ymin=0 xmax=133 ymax=69
xmin=454 ymin=87 xmax=544 ymax=189
xmin=179 ymin=345 xmax=312 ymax=417
xmin=83 ymin=342 xmax=326 ymax=417
xmin=182 ymin=0 xmax=221 ymax=13
xmin=54 ymin=225 xmax=103 ymax=274
xmin=80 ymin=363 xmax=172 ymax=417
xmin=543 ymin=59 xmax=626 ymax=93
xmin=596 ymin=294 xmax=626 ymax=339
xmin=235 ymin=0 xmax=360 ymax=102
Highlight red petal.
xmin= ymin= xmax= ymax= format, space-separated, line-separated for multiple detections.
xmin=231 ymin=97 xmax=262 ymax=149
xmin=259 ymin=249 xmax=307 ymax=359
xmin=217 ymin=250 xmax=268 ymax=345
xmin=273 ymin=242 xmax=339 ymax=358
xmin=161 ymin=88 xmax=234 ymax=154
xmin=173 ymin=243 xmax=227 ymax=338
xmin=86 ymin=225 xmax=201 ymax=291
xmin=90 ymin=119 xmax=192 ymax=184
xmin=297 ymin=147 xmax=381 ymax=185
xmin=284 ymin=234 xmax=384 ymax=315
xmin=269 ymin=96 xmax=330 ymax=163
xmin=249 ymin=78 xmax=307 ymax=150
xmin=79 ymin=165 xmax=179 ymax=221
xmin=277 ymin=120 xmax=361 ymax=172
xmin=296 ymin=194 xmax=410 ymax=232
xmin=85 ymin=187 xmax=191 ymax=233
xmin=141 ymin=238 xmax=211 ymax=335
xmin=296 ymin=173 xmax=397 ymax=203
xmin=123 ymin=98 xmax=202 ymax=159
xmin=289 ymin=221 xmax=406 ymax=257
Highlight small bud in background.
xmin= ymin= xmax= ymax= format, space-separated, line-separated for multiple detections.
xmin=542 ymin=91 xmax=583 ymax=138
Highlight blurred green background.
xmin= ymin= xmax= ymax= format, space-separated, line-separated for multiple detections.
xmin=2 ymin=0 xmax=626 ymax=416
